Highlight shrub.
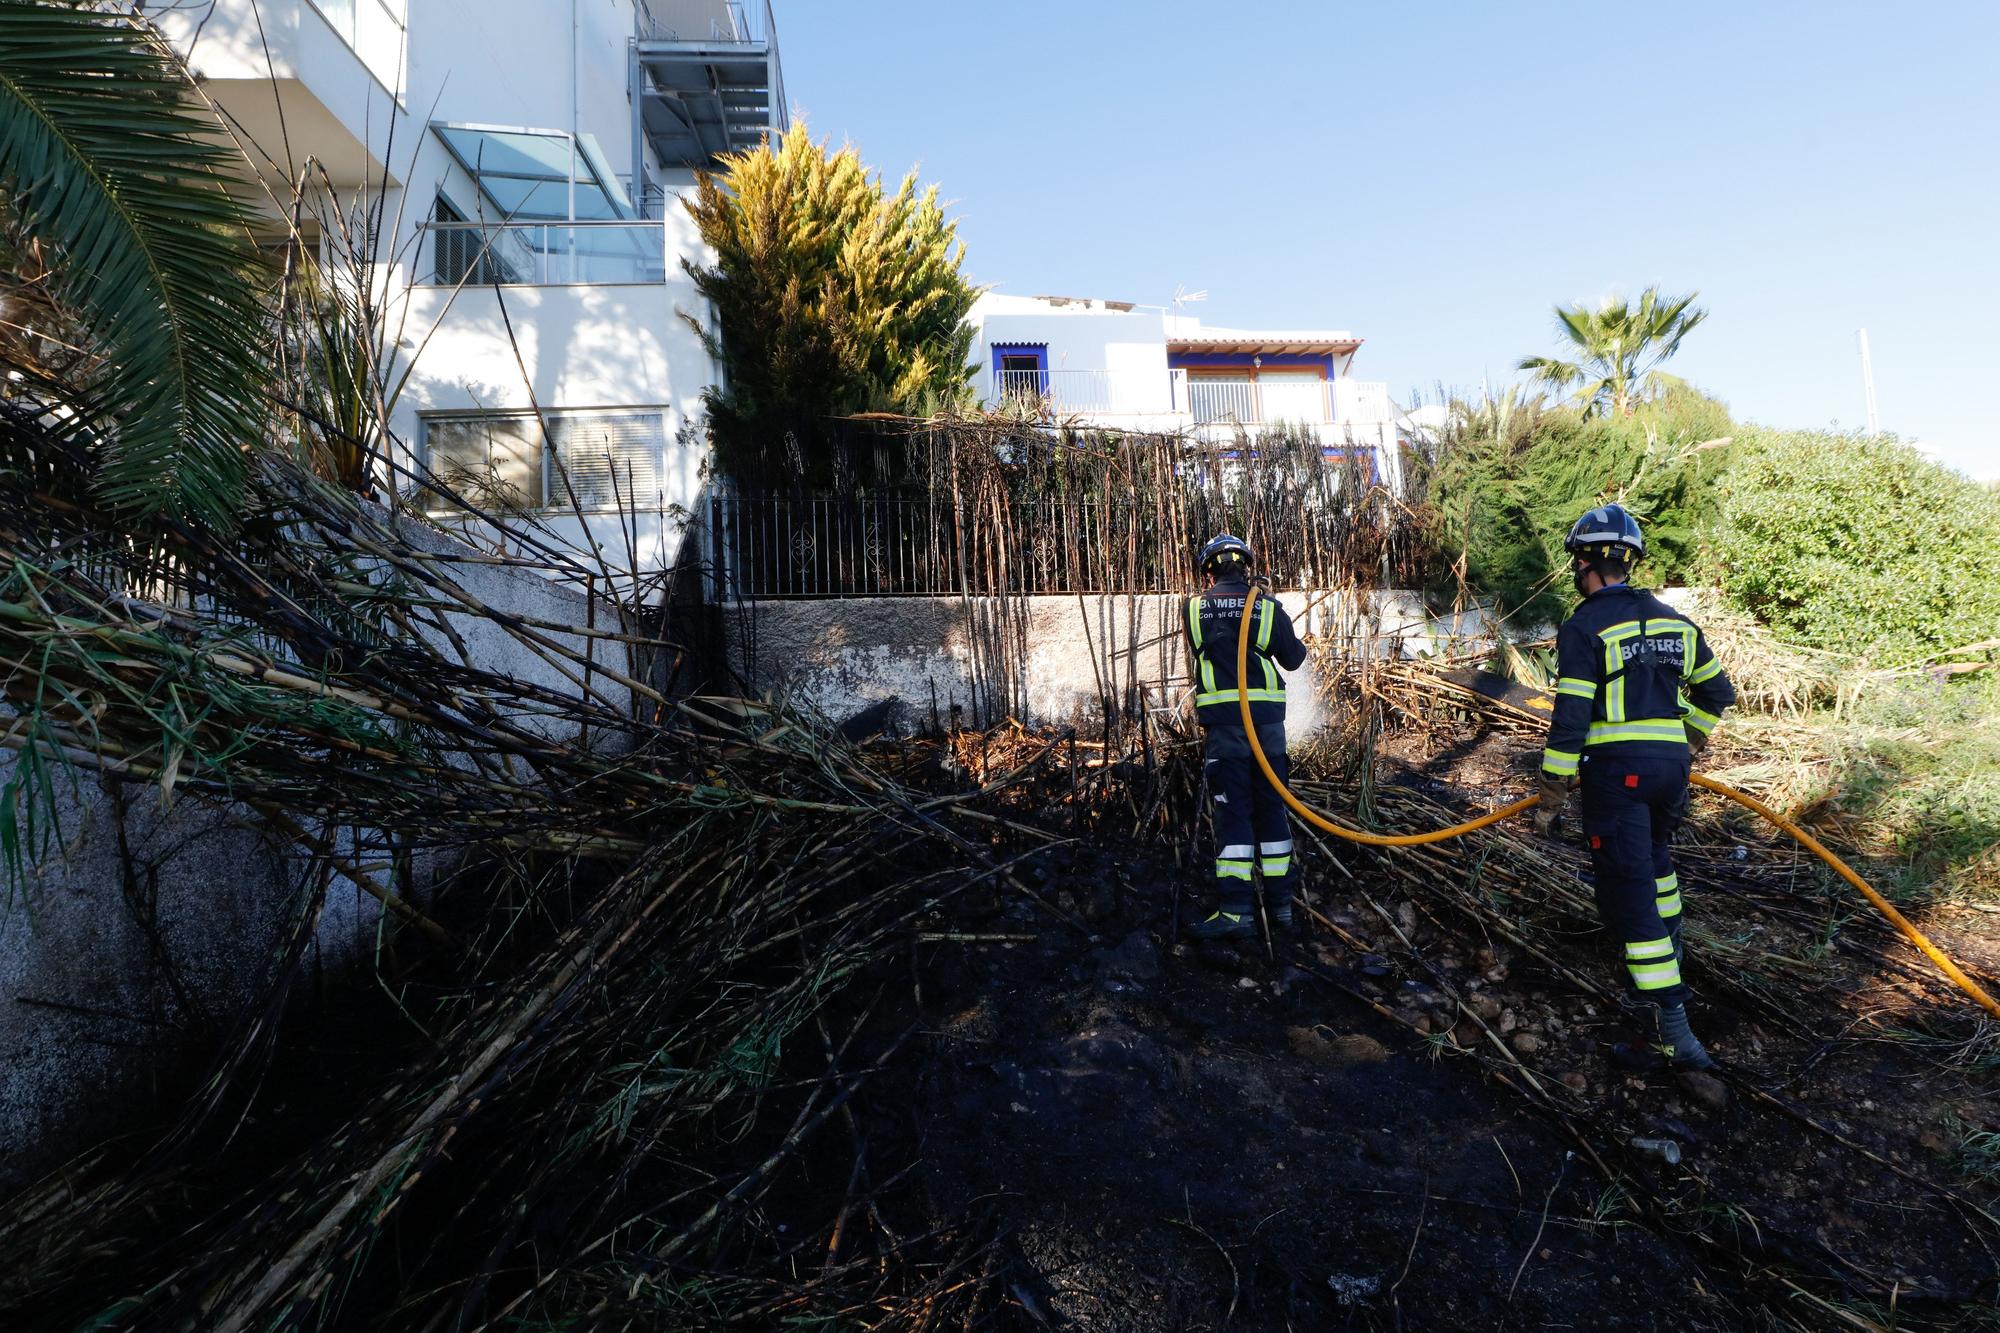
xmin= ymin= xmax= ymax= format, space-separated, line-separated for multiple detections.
xmin=1422 ymin=386 xmax=1736 ymax=623
xmin=1712 ymin=431 xmax=2000 ymax=664
xmin=682 ymin=122 xmax=977 ymax=485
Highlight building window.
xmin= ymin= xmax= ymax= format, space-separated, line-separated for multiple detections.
xmin=423 ymin=414 xmax=544 ymax=512
xmin=992 ymin=343 xmax=1048 ymax=404
xmin=431 ymin=196 xmax=519 ymax=285
xmin=549 ymin=412 xmax=666 ymax=510
xmin=420 ymin=410 xmax=666 ymax=514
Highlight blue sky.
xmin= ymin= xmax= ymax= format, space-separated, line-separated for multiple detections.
xmin=780 ymin=1 xmax=1999 ymax=479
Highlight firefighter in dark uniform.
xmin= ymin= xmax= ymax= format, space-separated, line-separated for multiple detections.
xmin=1534 ymin=503 xmax=1737 ymax=1071
xmin=1182 ymin=534 xmax=1310 ymax=941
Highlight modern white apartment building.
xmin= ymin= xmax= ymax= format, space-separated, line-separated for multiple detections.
xmin=151 ymin=0 xmax=787 ymax=575
xmin=970 ymin=293 xmax=1404 ymax=492
xmin=149 ymin=1 xmax=1403 ymax=583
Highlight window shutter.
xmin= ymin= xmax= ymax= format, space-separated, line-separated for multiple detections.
xmin=424 ymin=416 xmax=542 ymax=512
xmin=548 ymin=413 xmax=665 ymax=511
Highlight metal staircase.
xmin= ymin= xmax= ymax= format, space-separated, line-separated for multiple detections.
xmin=632 ymin=0 xmax=787 ymax=169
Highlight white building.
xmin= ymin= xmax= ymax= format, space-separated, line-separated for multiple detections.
xmin=153 ymin=0 xmax=787 ymax=576
xmin=151 ymin=2 xmax=1404 ymax=584
xmin=969 ymin=293 xmax=1404 ymax=493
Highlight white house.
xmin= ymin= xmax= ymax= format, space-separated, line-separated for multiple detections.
xmin=153 ymin=0 xmax=787 ymax=578
xmin=969 ymin=293 xmax=1404 ymax=493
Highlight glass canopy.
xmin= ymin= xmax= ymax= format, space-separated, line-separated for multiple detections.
xmin=433 ymin=124 xmax=634 ymax=222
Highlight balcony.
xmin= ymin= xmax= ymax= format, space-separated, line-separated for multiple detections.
xmin=151 ymin=0 xmax=404 ymax=189
xmin=304 ymin=0 xmax=406 ymax=92
xmin=1187 ymin=378 xmax=1395 ymax=427
xmin=996 ymin=368 xmax=1183 ymax=417
xmin=634 ymin=0 xmax=787 ymax=168
xmin=417 ymin=221 xmax=670 ymax=287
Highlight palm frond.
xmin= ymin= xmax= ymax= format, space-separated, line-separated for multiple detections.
xmin=1516 ymin=355 xmax=1583 ymax=389
xmin=1553 ymin=303 xmax=1601 ymax=354
xmin=0 ymin=1 xmax=270 ymax=531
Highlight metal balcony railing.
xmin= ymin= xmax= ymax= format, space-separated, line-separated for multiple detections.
xmin=418 ymin=221 xmax=669 ymax=287
xmin=1187 ymin=378 xmax=1397 ymax=426
xmin=1188 ymin=379 xmax=1270 ymax=425
xmin=995 ymin=368 xmax=1184 ymax=415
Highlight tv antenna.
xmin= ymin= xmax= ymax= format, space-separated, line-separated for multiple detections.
xmin=1172 ymin=284 xmax=1208 ymax=319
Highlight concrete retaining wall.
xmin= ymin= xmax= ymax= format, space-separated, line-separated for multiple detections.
xmin=724 ymin=590 xmax=1490 ymax=737
xmin=0 ymin=520 xmax=632 ymax=1192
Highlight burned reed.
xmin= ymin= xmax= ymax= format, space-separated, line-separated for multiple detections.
xmin=0 ymin=410 xmax=1038 ymax=1328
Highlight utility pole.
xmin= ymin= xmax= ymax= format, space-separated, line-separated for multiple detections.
xmin=1857 ymin=328 xmax=1880 ymax=434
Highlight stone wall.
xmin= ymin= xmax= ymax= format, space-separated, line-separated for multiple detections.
xmin=723 ymin=590 xmax=1490 ymax=737
xmin=0 ymin=520 xmax=632 ymax=1192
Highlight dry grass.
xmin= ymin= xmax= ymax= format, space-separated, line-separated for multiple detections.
xmin=1705 ymin=674 xmax=2000 ymax=903
xmin=1668 ymin=587 xmax=1852 ymax=717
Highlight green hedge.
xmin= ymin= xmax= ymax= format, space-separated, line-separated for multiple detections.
xmin=1422 ymin=388 xmax=1735 ymax=624
xmin=1712 ymin=431 xmax=2000 ymax=664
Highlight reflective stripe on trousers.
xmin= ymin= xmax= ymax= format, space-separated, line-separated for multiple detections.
xmin=1580 ymin=751 xmax=1692 ymax=1006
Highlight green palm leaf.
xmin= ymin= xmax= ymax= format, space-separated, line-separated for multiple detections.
xmin=0 ymin=0 xmax=270 ymax=530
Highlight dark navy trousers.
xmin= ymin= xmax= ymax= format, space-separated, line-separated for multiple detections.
xmin=1202 ymin=723 xmax=1295 ymax=915
xmin=1579 ymin=750 xmax=1691 ymax=1006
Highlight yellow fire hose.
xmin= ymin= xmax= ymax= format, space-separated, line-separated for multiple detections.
xmin=1231 ymin=587 xmax=2000 ymax=1021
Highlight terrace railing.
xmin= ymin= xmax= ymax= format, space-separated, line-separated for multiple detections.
xmin=1186 ymin=378 xmax=1398 ymax=427
xmin=418 ymin=220 xmax=669 ymax=287
xmin=1187 ymin=379 xmax=1269 ymax=425
xmin=996 ymin=368 xmax=1184 ymax=416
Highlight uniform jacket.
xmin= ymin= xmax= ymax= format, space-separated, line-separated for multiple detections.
xmin=1184 ymin=578 xmax=1308 ymax=727
xmin=1542 ymin=582 xmax=1737 ymax=778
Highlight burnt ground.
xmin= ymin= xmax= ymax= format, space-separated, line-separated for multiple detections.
xmin=828 ymin=719 xmax=2000 ymax=1331
xmin=889 ymin=886 xmax=1688 ymax=1330
xmin=7 ymin=712 xmax=1996 ymax=1330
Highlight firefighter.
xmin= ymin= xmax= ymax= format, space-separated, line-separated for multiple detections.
xmin=1533 ymin=503 xmax=1737 ymax=1071
xmin=1182 ymin=534 xmax=1310 ymax=941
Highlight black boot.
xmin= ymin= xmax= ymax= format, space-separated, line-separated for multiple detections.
xmin=1611 ymin=1000 xmax=1716 ymax=1072
xmin=1184 ymin=909 xmax=1254 ymax=941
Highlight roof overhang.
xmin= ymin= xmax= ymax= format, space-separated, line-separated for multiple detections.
xmin=1168 ymin=336 xmax=1363 ymax=356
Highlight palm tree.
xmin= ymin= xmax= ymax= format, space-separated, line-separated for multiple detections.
xmin=0 ymin=0 xmax=271 ymax=531
xmin=1517 ymin=286 xmax=1707 ymax=419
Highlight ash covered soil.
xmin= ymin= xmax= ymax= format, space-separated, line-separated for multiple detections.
xmin=841 ymin=721 xmax=2000 ymax=1330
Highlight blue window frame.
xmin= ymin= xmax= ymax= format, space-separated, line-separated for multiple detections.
xmin=991 ymin=343 xmax=1048 ymax=403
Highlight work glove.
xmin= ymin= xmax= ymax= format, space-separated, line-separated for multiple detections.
xmin=1686 ymin=726 xmax=1712 ymax=761
xmin=1532 ymin=772 xmax=1572 ymax=839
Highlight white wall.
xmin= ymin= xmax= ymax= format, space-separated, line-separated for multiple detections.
xmin=971 ymin=296 xmax=1181 ymax=423
xmin=387 ymin=261 xmax=715 ymax=573
xmin=726 ymin=591 xmax=1494 ymax=736
xmin=155 ymin=0 xmax=408 ymax=187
